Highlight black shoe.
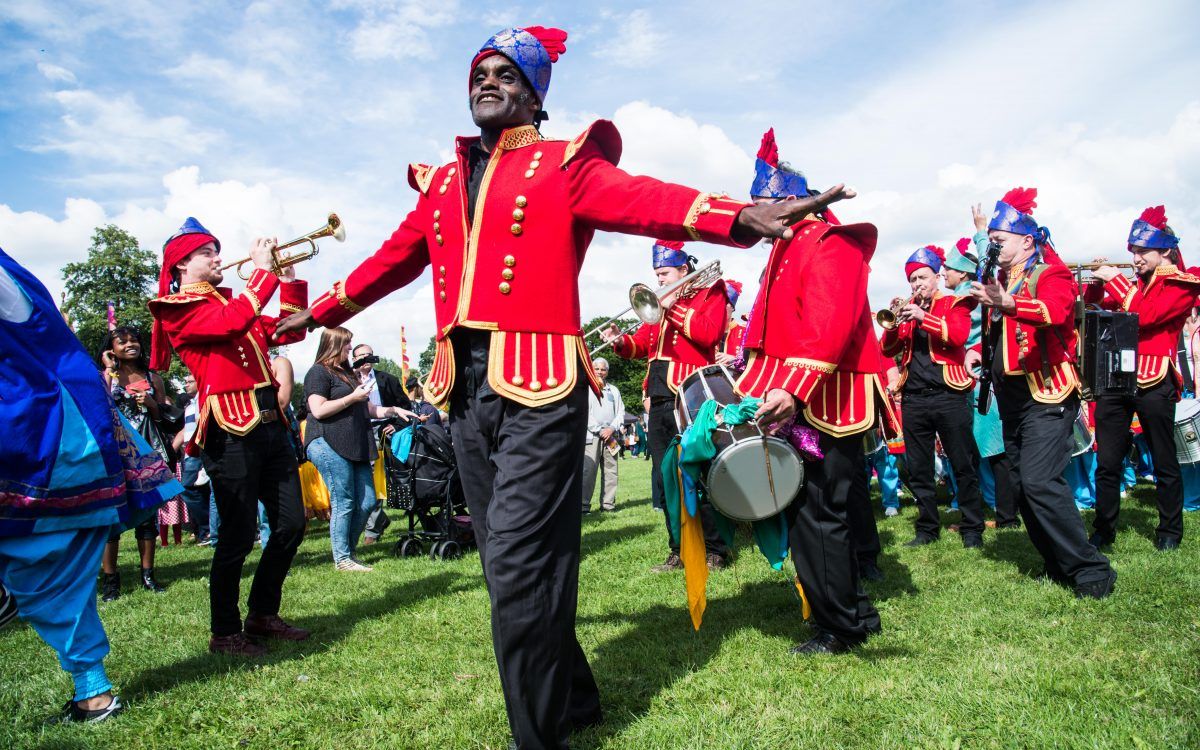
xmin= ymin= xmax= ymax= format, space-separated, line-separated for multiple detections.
xmin=1074 ymin=570 xmax=1117 ymax=600
xmin=141 ymin=568 xmax=166 ymax=594
xmin=651 ymin=552 xmax=683 ymax=573
xmin=789 ymin=631 xmax=855 ymax=655
xmin=996 ymin=521 xmax=1022 ymax=530
xmin=961 ymin=534 xmax=984 ymax=549
xmin=1088 ymin=532 xmax=1114 ymax=549
xmin=1034 ymin=568 xmax=1071 ymax=587
xmin=100 ymin=573 xmax=120 ymax=602
xmin=904 ymin=535 xmax=937 ymax=548
xmin=58 ymin=694 xmax=125 ymax=723
xmin=860 ymin=561 xmax=885 ymax=582
xmin=1154 ymin=537 xmax=1180 ymax=551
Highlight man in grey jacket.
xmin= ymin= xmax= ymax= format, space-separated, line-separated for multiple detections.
xmin=582 ymin=358 xmax=624 ymax=512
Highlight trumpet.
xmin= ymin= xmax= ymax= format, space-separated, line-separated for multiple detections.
xmin=587 ymin=260 xmax=722 ymax=356
xmin=220 ymin=213 xmax=346 ymax=280
xmin=1065 ymin=261 xmax=1135 ymax=271
xmin=875 ymin=296 xmax=913 ymax=330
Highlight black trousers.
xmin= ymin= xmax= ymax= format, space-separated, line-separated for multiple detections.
xmin=784 ymin=427 xmax=881 ymax=643
xmin=848 ymin=454 xmax=881 ymax=566
xmin=996 ymin=379 xmax=1112 ymax=585
xmin=1093 ymin=378 xmax=1184 ymax=543
xmin=902 ymin=389 xmax=985 ymax=539
xmin=988 ymin=452 xmax=1023 ymax=527
xmin=200 ymin=419 xmax=307 ymax=636
xmin=647 ymin=397 xmax=728 ymax=558
xmin=450 ymin=379 xmax=601 ymax=750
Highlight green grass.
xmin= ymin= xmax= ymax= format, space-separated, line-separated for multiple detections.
xmin=2 ymin=458 xmax=1199 ymax=749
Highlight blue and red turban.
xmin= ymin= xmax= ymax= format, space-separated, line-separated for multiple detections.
xmin=471 ymin=26 xmax=568 ymax=106
xmin=905 ymin=245 xmax=946 ymax=278
xmin=153 ymin=217 xmax=219 ymax=370
xmin=652 ymin=240 xmax=690 ymax=269
xmin=750 ymin=128 xmax=808 ymax=200
xmin=724 ymin=279 xmax=743 ymax=307
xmin=1128 ymin=205 xmax=1179 ymax=251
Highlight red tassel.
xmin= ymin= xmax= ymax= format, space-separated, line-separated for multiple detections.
xmin=725 ymin=279 xmax=743 ymax=296
xmin=926 ymin=245 xmax=947 ymax=263
xmin=756 ymin=128 xmax=779 ymax=166
xmin=523 ymin=26 xmax=568 ymax=62
xmin=955 ymin=237 xmax=971 ymax=254
xmin=1000 ymin=187 xmax=1038 ymax=215
xmin=1139 ymin=205 xmax=1168 ymax=229
xmin=655 ymin=239 xmax=685 ymax=251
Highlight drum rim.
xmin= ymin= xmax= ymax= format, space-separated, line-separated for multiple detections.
xmin=705 ymin=435 xmax=803 ymax=522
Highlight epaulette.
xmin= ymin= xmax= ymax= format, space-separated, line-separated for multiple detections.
xmin=1166 ymin=270 xmax=1200 ymax=285
xmin=408 ymin=163 xmax=437 ymax=195
xmin=561 ymin=119 xmax=622 ymax=168
xmin=149 ymin=292 xmax=205 ymax=305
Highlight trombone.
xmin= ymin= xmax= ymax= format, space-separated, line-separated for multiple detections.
xmin=1066 ymin=261 xmax=1134 ymax=272
xmin=586 ymin=260 xmax=723 ymax=356
xmin=220 ymin=213 xmax=346 ymax=280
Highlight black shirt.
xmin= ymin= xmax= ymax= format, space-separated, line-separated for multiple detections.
xmin=466 ymin=141 xmax=489 ymax=224
xmin=903 ymin=326 xmax=943 ymax=394
xmin=647 ymin=360 xmax=674 ymax=402
xmin=303 ymin=365 xmax=373 ymax=462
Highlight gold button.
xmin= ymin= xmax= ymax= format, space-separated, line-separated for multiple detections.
xmin=546 ymin=377 xmax=558 ymax=387
xmin=242 ymin=362 xmax=249 ymax=367
xmin=510 ymin=223 xmax=523 ymax=236
xmin=438 ymin=278 xmax=445 ymax=288
xmin=515 ymin=195 xmax=527 ymax=208
xmin=433 ymin=209 xmax=441 ymax=220
xmin=512 ymin=208 xmax=525 ymax=221
xmin=439 ymin=266 xmax=446 ymax=275
xmin=499 ymin=281 xmax=511 ymax=294
xmin=439 ymin=291 xmax=446 ymax=301
xmin=530 ymin=381 xmax=542 ymax=392
xmin=504 ymin=255 xmax=516 ymax=267
xmin=502 ymin=268 xmax=514 ymax=280
xmin=433 ymin=221 xmax=440 ymax=233
xmin=512 ymin=375 xmax=525 ymax=386
xmin=529 ymin=160 xmax=540 ymax=169
xmin=524 ymin=169 xmax=535 ymax=179
xmin=438 ymin=186 xmax=447 ymax=195
xmin=534 ymin=150 xmax=543 ymax=160
xmin=699 ymin=202 xmax=711 ymax=214
xmin=436 ymin=234 xmax=444 ymax=245
xmin=448 ymin=167 xmax=456 ymax=176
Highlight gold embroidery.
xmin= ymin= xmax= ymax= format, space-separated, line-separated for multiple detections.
xmin=782 ymin=357 xmax=837 ymax=373
xmin=409 ymin=163 xmax=436 ymax=194
xmin=333 ymin=281 xmax=364 ymax=313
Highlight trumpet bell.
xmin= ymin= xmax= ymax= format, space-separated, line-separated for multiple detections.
xmin=876 ymin=309 xmax=897 ymax=330
xmin=629 ymin=283 xmax=664 ymax=325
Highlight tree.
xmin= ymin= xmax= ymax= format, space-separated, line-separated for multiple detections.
xmin=582 ymin=314 xmax=645 ymax=414
xmin=374 ymin=355 xmax=405 ymax=380
xmin=418 ymin=335 xmax=437 ymax=374
xmin=60 ymin=225 xmax=187 ymax=389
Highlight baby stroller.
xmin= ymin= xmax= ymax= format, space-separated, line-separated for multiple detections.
xmin=380 ymin=420 xmax=473 ymax=561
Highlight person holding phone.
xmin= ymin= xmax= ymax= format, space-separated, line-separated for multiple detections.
xmin=303 ymin=327 xmax=417 ymax=571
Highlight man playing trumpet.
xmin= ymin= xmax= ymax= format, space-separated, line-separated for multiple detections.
xmin=881 ymin=246 xmax=986 ymax=548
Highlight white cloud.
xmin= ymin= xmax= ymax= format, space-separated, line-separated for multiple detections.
xmin=335 ymin=0 xmax=457 ymax=62
xmin=166 ymin=54 xmax=297 ymax=117
xmin=36 ymin=62 xmax=76 ymax=84
xmin=599 ymin=9 xmax=664 ymax=67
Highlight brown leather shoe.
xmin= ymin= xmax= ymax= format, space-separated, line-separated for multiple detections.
xmin=706 ymin=553 xmax=727 ymax=571
xmin=209 ymin=632 xmax=267 ymax=657
xmin=650 ymin=552 xmax=682 ymax=573
xmin=244 ymin=613 xmax=310 ymax=641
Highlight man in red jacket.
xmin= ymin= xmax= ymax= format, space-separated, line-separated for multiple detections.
xmin=1086 ymin=206 xmax=1200 ymax=551
xmin=716 ymin=278 xmax=745 ymax=362
xmin=735 ymin=129 xmax=897 ymax=654
xmin=274 ymin=26 xmax=851 ymax=749
xmin=969 ymin=188 xmax=1115 ymax=598
xmin=606 ymin=241 xmax=730 ymax=571
xmin=881 ymin=245 xmax=985 ymax=548
xmin=148 ymin=218 xmax=310 ymax=656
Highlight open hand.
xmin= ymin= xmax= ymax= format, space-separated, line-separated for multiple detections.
xmin=275 ymin=308 xmax=315 ymax=336
xmin=971 ymin=203 xmax=988 ymax=232
xmin=735 ymin=184 xmax=857 ymax=242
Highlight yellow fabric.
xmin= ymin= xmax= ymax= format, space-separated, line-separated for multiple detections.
xmin=373 ymin=444 xmax=388 ymax=501
xmin=300 ymin=461 xmax=330 ymax=515
xmin=676 ymin=444 xmax=709 ymax=630
xmin=794 ymin=577 xmax=812 ymax=621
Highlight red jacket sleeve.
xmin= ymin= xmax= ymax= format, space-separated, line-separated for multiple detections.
xmin=162 ymin=269 xmax=280 ymax=346
xmin=663 ymin=282 xmax=726 ymax=350
xmin=566 ymin=142 xmax=753 ymax=248
xmin=614 ymin=322 xmax=654 ymax=360
xmin=310 ymin=206 xmax=430 ymax=328
xmin=1006 ymin=264 xmax=1076 ymax=327
xmin=1139 ymin=278 xmax=1200 ymax=327
xmin=921 ymin=297 xmax=973 ymax=347
xmin=262 ymin=280 xmax=308 ymax=346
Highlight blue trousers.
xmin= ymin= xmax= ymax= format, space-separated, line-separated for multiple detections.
xmin=866 ymin=449 xmax=900 ymax=510
xmin=1066 ymin=451 xmax=1098 ymax=510
xmin=307 ymin=437 xmax=375 ymax=563
xmin=0 ymin=526 xmax=112 ymax=700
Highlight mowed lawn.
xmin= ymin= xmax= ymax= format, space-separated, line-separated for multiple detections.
xmin=2 ymin=457 xmax=1198 ymax=749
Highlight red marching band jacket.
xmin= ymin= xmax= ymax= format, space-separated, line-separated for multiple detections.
xmin=1083 ymin=264 xmax=1200 ymax=391
xmin=734 ymin=219 xmax=899 ymax=438
xmin=980 ymin=260 xmax=1081 ymax=403
xmin=147 ymin=269 xmax=308 ymax=452
xmin=307 ymin=121 xmax=752 ymax=408
xmin=880 ymin=292 xmax=976 ymax=391
xmin=612 ymin=280 xmax=728 ymax=394
xmin=720 ymin=318 xmax=746 ymax=358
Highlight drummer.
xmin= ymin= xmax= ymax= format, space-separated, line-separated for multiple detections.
xmin=734 ymin=128 xmax=894 ymax=654
xmin=1085 ymin=206 xmax=1200 ymax=552
xmin=606 ymin=241 xmax=731 ymax=572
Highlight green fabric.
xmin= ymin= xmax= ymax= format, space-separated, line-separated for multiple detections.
xmin=679 ymin=400 xmax=720 ymax=468
xmin=719 ymin=397 xmax=763 ymax=426
xmin=661 ymin=436 xmax=683 ymax=542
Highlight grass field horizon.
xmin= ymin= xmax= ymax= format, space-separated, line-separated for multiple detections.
xmin=2 ymin=457 xmax=1197 ymax=749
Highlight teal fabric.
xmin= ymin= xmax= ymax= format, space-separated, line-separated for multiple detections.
xmin=661 ymin=436 xmax=684 ymax=542
xmin=959 ymin=241 xmax=1005 ymax=458
xmin=46 ymin=384 xmax=108 ymax=491
xmin=389 ymin=425 xmax=415 ymax=463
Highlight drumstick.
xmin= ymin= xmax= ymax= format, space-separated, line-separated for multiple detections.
xmin=762 ymin=436 xmax=778 ymax=508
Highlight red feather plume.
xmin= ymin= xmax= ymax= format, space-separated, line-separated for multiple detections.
xmin=725 ymin=279 xmax=743 ymax=295
xmin=523 ymin=26 xmax=568 ymax=62
xmin=655 ymin=239 xmax=684 ymax=251
xmin=1139 ymin=205 xmax=1168 ymax=229
xmin=955 ymin=237 xmax=971 ymax=254
xmin=1001 ymin=187 xmax=1038 ymax=215
xmin=756 ymin=128 xmax=779 ymax=167
xmin=926 ymin=245 xmax=947 ymax=263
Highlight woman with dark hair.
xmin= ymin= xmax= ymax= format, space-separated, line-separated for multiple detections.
xmin=304 ymin=327 xmax=416 ymax=571
xmin=98 ymin=326 xmax=178 ymax=598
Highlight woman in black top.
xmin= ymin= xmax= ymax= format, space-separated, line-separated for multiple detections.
xmin=304 ymin=327 xmax=415 ymax=571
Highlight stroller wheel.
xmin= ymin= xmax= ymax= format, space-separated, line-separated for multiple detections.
xmin=398 ymin=539 xmax=423 ymax=558
xmin=439 ymin=541 xmax=462 ymax=560
xmin=429 ymin=541 xmax=445 ymax=559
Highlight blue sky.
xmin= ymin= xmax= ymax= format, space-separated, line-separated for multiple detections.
xmin=2 ymin=0 xmax=1198 ymax=372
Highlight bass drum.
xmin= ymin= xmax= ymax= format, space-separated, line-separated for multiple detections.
xmin=675 ymin=365 xmax=804 ymax=522
xmin=1173 ymin=399 xmax=1200 ymax=465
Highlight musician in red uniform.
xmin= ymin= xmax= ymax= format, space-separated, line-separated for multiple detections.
xmin=716 ymin=278 xmax=745 ymax=364
xmin=148 ymin=218 xmax=311 ymax=656
xmin=969 ymin=188 xmax=1115 ymax=598
xmin=734 ymin=129 xmax=897 ymax=654
xmin=606 ymin=241 xmax=730 ymax=571
xmin=880 ymin=246 xmax=986 ymax=547
xmin=1086 ymin=206 xmax=1200 ymax=551
xmin=273 ymin=26 xmax=850 ymax=749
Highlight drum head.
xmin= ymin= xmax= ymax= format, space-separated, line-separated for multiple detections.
xmin=706 ymin=436 xmax=804 ymax=522
xmin=1176 ymin=398 xmax=1200 ymax=420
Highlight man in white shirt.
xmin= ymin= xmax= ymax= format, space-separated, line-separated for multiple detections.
xmin=582 ymin=358 xmax=625 ymax=513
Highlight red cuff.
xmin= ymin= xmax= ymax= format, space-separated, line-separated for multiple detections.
xmin=1104 ymin=275 xmax=1135 ymax=310
xmin=920 ymin=313 xmax=948 ymax=343
xmin=243 ymin=269 xmax=280 ymax=316
xmin=311 ymin=280 xmax=362 ymax=328
xmin=683 ymin=194 xmax=754 ymax=246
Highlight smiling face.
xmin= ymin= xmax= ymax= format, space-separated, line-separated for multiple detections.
xmin=470 ymin=54 xmax=539 ymax=130
xmin=176 ymin=242 xmax=223 ymax=286
xmin=111 ymin=333 xmax=141 ymax=361
xmin=1129 ymin=245 xmax=1166 ymax=277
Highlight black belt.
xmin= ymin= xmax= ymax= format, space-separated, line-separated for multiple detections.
xmin=259 ymin=409 xmax=280 ymax=423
